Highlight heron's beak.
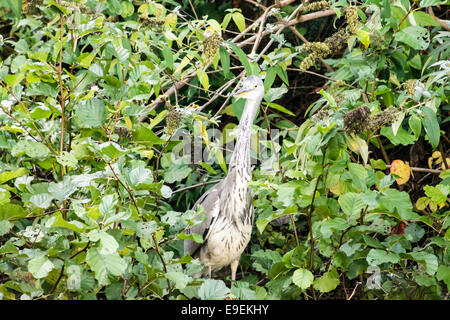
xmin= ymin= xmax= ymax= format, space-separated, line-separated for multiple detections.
xmin=233 ymin=87 xmax=249 ymax=97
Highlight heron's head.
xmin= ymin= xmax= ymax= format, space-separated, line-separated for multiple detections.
xmin=234 ymin=75 xmax=264 ymax=101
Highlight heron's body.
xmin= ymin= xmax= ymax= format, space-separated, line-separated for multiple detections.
xmin=184 ymin=76 xmax=264 ymax=281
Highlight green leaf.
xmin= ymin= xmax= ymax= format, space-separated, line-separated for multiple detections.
xmin=407 ymin=251 xmax=438 ymax=275
xmin=413 ymin=11 xmax=440 ymax=26
xmin=231 ymin=12 xmax=246 ymax=33
xmin=419 ymin=0 xmax=447 ymax=7
xmin=132 ymin=124 xmax=166 ymax=146
xmin=5 ymin=73 xmax=24 ymax=87
xmin=264 ymin=87 xmax=288 ymax=102
xmin=0 ymin=220 xmax=12 ymax=236
xmin=198 ymin=279 xmax=230 ymax=300
xmin=292 ymin=268 xmax=314 ymax=290
xmin=339 ymin=192 xmax=365 ymax=218
xmin=162 ymin=44 xmax=174 ymax=71
xmin=56 ymin=151 xmax=78 ymax=167
xmin=5 ymin=0 xmax=22 ymax=17
xmin=421 ymin=106 xmax=440 ymax=149
xmin=164 ymin=165 xmax=192 ymax=183
xmin=366 ymin=249 xmax=400 ymax=266
xmin=48 ymin=176 xmax=77 ymax=201
xmin=11 ymin=140 xmax=50 ymax=159
xmin=436 ymin=265 xmax=450 ymax=289
xmin=75 ymin=99 xmax=107 ymax=128
xmin=77 ymin=53 xmax=95 ymax=69
xmin=228 ymin=42 xmax=252 ymax=75
xmin=97 ymin=141 xmax=127 ymax=160
xmin=28 ymin=256 xmax=55 ymax=279
xmin=380 ymin=126 xmax=416 ymax=146
xmin=265 ymin=102 xmax=295 ymax=116
xmin=107 ymin=0 xmax=122 ymax=16
xmin=166 ymin=271 xmax=190 ymax=290
xmin=313 ymin=267 xmax=340 ymax=293
xmin=264 ymin=67 xmax=277 ymax=91
xmin=86 ymin=248 xmax=127 ymax=286
xmin=121 ymin=1 xmax=134 ymax=17
xmin=51 ymin=211 xmax=87 ymax=233
xmin=0 ymin=203 xmax=28 ymax=221
xmin=196 ymin=68 xmax=209 ymax=90
xmin=219 ymin=45 xmax=231 ymax=78
xmin=395 ymin=26 xmax=430 ymax=50
xmin=408 ymin=114 xmax=422 ymax=139
xmin=0 ymin=167 xmax=27 ymax=185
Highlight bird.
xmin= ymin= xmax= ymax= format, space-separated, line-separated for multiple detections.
xmin=184 ymin=75 xmax=265 ymax=282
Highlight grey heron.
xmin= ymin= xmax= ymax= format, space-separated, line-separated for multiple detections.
xmin=184 ymin=75 xmax=264 ymax=281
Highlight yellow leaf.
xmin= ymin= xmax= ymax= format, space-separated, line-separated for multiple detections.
xmin=124 ymin=116 xmax=133 ymax=129
xmin=356 ymin=29 xmax=370 ymax=49
xmin=196 ymin=119 xmax=210 ymax=150
xmin=416 ymin=197 xmax=429 ymax=211
xmin=390 ymin=159 xmax=411 ymax=185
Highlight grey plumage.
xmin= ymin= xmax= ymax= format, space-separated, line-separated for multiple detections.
xmin=184 ymin=75 xmax=264 ymax=281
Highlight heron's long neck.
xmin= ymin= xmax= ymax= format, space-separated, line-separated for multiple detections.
xmin=229 ymin=98 xmax=260 ymax=178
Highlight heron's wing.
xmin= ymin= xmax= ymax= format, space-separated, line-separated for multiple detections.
xmin=183 ymin=179 xmax=225 ymax=257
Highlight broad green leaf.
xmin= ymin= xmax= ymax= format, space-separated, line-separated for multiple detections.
xmin=56 ymin=151 xmax=78 ymax=167
xmin=11 ymin=140 xmax=50 ymax=159
xmin=0 ymin=203 xmax=28 ymax=221
xmin=395 ymin=26 xmax=430 ymax=50
xmin=264 ymin=87 xmax=288 ymax=102
xmin=0 ymin=167 xmax=27 ymax=185
xmin=366 ymin=249 xmax=400 ymax=265
xmin=413 ymin=11 xmax=440 ymax=26
xmin=166 ymin=271 xmax=190 ymax=290
xmin=77 ymin=53 xmax=95 ymax=69
xmin=29 ymin=193 xmax=53 ymax=209
xmin=380 ymin=126 xmax=416 ymax=146
xmin=132 ymin=124 xmax=166 ymax=146
xmin=75 ymin=99 xmax=107 ymax=128
xmin=48 ymin=176 xmax=77 ymax=201
xmin=436 ymin=265 xmax=450 ymax=289
xmin=164 ymin=165 xmax=192 ymax=183
xmin=28 ymin=256 xmax=54 ymax=279
xmin=127 ymin=166 xmax=154 ymax=189
xmin=97 ymin=141 xmax=127 ymax=160
xmin=5 ymin=73 xmax=24 ymax=87
xmin=292 ymin=268 xmax=314 ymax=290
xmin=407 ymin=251 xmax=438 ymax=275
xmin=0 ymin=220 xmax=12 ymax=236
xmin=121 ymin=1 xmax=134 ymax=17
xmin=86 ymin=248 xmax=127 ymax=285
xmin=313 ymin=267 xmax=340 ymax=293
xmin=198 ymin=279 xmax=230 ymax=300
xmin=419 ymin=0 xmax=447 ymax=7
xmin=107 ymin=0 xmax=122 ymax=16
xmin=51 ymin=211 xmax=87 ymax=233
xmin=339 ymin=192 xmax=365 ymax=218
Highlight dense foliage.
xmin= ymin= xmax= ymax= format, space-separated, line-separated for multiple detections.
xmin=0 ymin=0 xmax=449 ymax=300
